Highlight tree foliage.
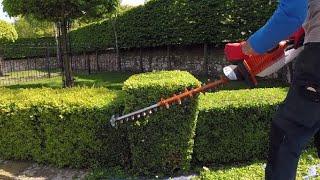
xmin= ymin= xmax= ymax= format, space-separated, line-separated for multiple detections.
xmin=2 ymin=0 xmax=119 ymax=21
xmin=0 ymin=20 xmax=18 ymax=43
xmin=14 ymin=15 xmax=55 ymax=38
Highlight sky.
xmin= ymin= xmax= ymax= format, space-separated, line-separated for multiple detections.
xmin=0 ymin=0 xmax=145 ymax=23
xmin=0 ymin=1 xmax=13 ymax=23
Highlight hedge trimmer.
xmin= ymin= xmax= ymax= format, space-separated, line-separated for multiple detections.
xmin=110 ymin=29 xmax=305 ymax=128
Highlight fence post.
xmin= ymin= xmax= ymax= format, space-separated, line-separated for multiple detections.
xmin=139 ymin=47 xmax=144 ymax=72
xmin=117 ymin=48 xmax=122 ymax=71
xmin=203 ymin=43 xmax=209 ymax=76
xmin=167 ymin=45 xmax=171 ymax=70
xmin=46 ymin=44 xmax=51 ymax=78
xmin=87 ymin=52 xmax=91 ymax=74
xmin=96 ymin=50 xmax=100 ymax=72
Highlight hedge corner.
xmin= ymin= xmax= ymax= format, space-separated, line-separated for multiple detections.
xmin=122 ymin=70 xmax=201 ymax=175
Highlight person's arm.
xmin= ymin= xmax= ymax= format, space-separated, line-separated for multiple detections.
xmin=246 ymin=0 xmax=307 ymax=54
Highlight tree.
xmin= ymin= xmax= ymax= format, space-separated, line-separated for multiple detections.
xmin=3 ymin=0 xmax=119 ymax=87
xmin=14 ymin=15 xmax=55 ymax=38
xmin=0 ymin=20 xmax=18 ymax=43
xmin=0 ymin=20 xmax=18 ymax=76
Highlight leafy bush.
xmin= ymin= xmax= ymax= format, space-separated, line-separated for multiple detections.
xmin=0 ymin=20 xmax=18 ymax=43
xmin=193 ymin=88 xmax=287 ymax=165
xmin=0 ymin=87 xmax=126 ymax=168
xmin=122 ymin=70 xmax=201 ymax=175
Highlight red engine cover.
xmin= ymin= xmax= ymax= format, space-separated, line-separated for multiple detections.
xmin=224 ymin=42 xmax=247 ymax=63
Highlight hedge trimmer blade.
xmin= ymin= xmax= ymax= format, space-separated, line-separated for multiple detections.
xmin=110 ymin=76 xmax=229 ymax=128
xmin=110 ymin=104 xmax=159 ymax=127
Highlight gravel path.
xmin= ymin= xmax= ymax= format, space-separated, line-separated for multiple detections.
xmin=0 ymin=160 xmax=87 ymax=180
xmin=0 ymin=159 xmax=197 ymax=180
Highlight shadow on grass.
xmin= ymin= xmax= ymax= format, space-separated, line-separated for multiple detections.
xmin=197 ymin=75 xmax=289 ymax=91
xmin=74 ymin=72 xmax=132 ymax=90
xmin=3 ymin=72 xmax=133 ymax=90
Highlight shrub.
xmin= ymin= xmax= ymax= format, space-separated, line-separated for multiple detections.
xmin=122 ymin=70 xmax=201 ymax=175
xmin=1 ymin=37 xmax=56 ymax=59
xmin=70 ymin=0 xmax=277 ymax=49
xmin=0 ymin=87 xmax=126 ymax=168
xmin=0 ymin=20 xmax=18 ymax=43
xmin=193 ymin=88 xmax=287 ymax=165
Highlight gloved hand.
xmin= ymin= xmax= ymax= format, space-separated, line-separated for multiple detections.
xmin=289 ymin=27 xmax=305 ymax=49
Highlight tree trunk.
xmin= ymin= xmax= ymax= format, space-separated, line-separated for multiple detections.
xmin=59 ymin=18 xmax=74 ymax=87
xmin=55 ymin=23 xmax=62 ymax=72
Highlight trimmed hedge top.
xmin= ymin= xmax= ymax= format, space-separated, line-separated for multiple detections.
xmin=199 ymin=88 xmax=287 ymax=110
xmin=0 ymin=87 xmax=121 ymax=108
xmin=123 ymin=70 xmax=201 ymax=91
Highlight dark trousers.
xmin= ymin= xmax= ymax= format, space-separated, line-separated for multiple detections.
xmin=315 ymin=131 xmax=320 ymax=157
xmin=265 ymin=43 xmax=320 ymax=180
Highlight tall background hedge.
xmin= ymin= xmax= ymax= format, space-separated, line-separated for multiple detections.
xmin=1 ymin=0 xmax=277 ymax=58
xmin=71 ymin=0 xmax=277 ymax=49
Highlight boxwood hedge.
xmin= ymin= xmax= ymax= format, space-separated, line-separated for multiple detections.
xmin=122 ymin=70 xmax=201 ymax=175
xmin=193 ymin=88 xmax=287 ymax=165
xmin=0 ymin=71 xmax=291 ymax=175
xmin=0 ymin=87 xmax=126 ymax=168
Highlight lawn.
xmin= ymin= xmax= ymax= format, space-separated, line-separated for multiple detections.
xmin=3 ymin=72 xmax=133 ymax=90
xmin=195 ymin=149 xmax=320 ymax=180
xmin=85 ymin=149 xmax=320 ymax=179
xmin=3 ymin=72 xmax=288 ymax=91
xmin=0 ymin=69 xmax=61 ymax=86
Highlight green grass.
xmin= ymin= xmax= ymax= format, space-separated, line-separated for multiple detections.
xmin=4 ymin=72 xmax=288 ymax=91
xmin=0 ymin=69 xmax=61 ymax=85
xmin=4 ymin=72 xmax=133 ymax=90
xmin=194 ymin=149 xmax=320 ymax=180
xmin=198 ymin=76 xmax=289 ymax=90
xmin=2 ymin=69 xmax=60 ymax=77
xmin=84 ymin=149 xmax=320 ymax=179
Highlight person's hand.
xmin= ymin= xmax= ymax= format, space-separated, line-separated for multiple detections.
xmin=241 ymin=41 xmax=258 ymax=56
xmin=289 ymin=27 xmax=305 ymax=49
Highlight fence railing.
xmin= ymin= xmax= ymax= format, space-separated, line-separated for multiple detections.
xmin=0 ymin=43 xmax=120 ymax=86
xmin=0 ymin=45 xmax=61 ymax=86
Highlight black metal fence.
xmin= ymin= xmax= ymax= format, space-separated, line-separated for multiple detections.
xmin=0 ymin=45 xmax=62 ymax=86
xmin=0 ymin=43 xmax=120 ymax=86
